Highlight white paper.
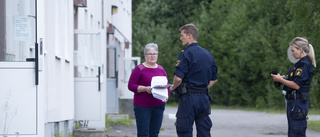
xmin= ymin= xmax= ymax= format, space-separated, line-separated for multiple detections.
xmin=151 ymin=76 xmax=169 ymax=101
xmin=14 ymin=16 xmax=32 ymax=41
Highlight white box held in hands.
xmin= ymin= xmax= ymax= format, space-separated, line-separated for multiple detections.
xmin=151 ymin=76 xmax=171 ymax=101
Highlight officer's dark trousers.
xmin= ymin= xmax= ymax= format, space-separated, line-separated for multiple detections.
xmin=176 ymin=93 xmax=212 ymax=137
xmin=286 ymin=98 xmax=308 ymax=137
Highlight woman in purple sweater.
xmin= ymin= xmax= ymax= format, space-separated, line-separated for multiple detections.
xmin=128 ymin=43 xmax=170 ymax=137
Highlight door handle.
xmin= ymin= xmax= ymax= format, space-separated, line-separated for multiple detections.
xmin=35 ymin=42 xmax=39 ymax=85
xmin=97 ymin=66 xmax=101 ymax=91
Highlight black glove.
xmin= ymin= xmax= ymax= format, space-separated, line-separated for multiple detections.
xmin=271 ymin=70 xmax=282 ymax=88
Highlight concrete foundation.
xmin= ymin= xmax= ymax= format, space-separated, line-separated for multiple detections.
xmin=74 ymin=128 xmax=106 ymax=137
xmin=119 ymin=99 xmax=134 ymax=118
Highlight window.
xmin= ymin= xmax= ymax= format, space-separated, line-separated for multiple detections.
xmin=0 ymin=0 xmax=36 ymax=62
xmin=74 ymin=32 xmax=101 ymax=78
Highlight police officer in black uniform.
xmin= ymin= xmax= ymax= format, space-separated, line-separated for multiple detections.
xmin=271 ymin=37 xmax=316 ymax=137
xmin=170 ymin=24 xmax=218 ymax=137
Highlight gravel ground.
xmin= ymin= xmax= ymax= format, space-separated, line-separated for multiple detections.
xmin=107 ymin=106 xmax=320 ymax=137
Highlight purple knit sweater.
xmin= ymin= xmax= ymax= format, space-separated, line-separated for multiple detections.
xmin=128 ymin=64 xmax=170 ymax=107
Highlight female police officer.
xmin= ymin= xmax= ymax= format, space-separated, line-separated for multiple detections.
xmin=271 ymin=37 xmax=316 ymax=137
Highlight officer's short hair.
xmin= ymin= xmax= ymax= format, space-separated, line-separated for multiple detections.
xmin=179 ymin=24 xmax=199 ymax=41
xmin=144 ymin=43 xmax=158 ymax=54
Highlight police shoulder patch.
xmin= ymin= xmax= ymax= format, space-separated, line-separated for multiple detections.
xmin=295 ymin=68 xmax=303 ymax=76
xmin=176 ymin=60 xmax=181 ymax=67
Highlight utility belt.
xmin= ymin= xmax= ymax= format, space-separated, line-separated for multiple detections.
xmin=285 ymin=91 xmax=309 ymax=103
xmin=173 ymin=83 xmax=212 ymax=102
xmin=187 ymin=88 xmax=208 ymax=94
xmin=187 ymin=88 xmax=213 ymax=101
xmin=283 ymin=83 xmax=310 ymax=101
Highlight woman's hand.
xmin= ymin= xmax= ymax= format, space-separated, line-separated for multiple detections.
xmin=271 ymin=73 xmax=300 ymax=90
xmin=145 ymin=87 xmax=152 ymax=94
xmin=270 ymin=73 xmax=285 ymax=82
xmin=137 ymin=86 xmax=152 ymax=94
xmin=170 ymin=85 xmax=175 ymax=91
xmin=162 ymin=98 xmax=168 ymax=102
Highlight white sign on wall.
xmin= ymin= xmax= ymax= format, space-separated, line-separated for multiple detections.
xmin=13 ymin=16 xmax=32 ymax=41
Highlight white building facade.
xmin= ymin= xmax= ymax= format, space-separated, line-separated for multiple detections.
xmin=0 ymin=0 xmax=134 ymax=136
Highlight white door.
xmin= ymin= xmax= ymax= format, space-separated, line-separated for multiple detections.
xmin=74 ymin=29 xmax=106 ymax=128
xmin=106 ymin=45 xmax=119 ymax=114
xmin=0 ymin=63 xmax=37 ymax=135
xmin=0 ymin=0 xmax=37 ymax=135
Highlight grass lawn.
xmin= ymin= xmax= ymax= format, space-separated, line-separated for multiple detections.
xmin=105 ymin=115 xmax=133 ymax=133
xmin=308 ymin=120 xmax=320 ymax=132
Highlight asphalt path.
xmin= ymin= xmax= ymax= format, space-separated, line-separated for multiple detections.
xmin=107 ymin=106 xmax=320 ymax=137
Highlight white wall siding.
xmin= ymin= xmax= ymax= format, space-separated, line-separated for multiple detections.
xmin=41 ymin=0 xmax=74 ymax=122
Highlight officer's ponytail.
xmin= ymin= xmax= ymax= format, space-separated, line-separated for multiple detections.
xmin=308 ymin=43 xmax=316 ymax=67
xmin=290 ymin=37 xmax=316 ymax=67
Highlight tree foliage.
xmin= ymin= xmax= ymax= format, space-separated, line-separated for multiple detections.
xmin=132 ymin=0 xmax=320 ymax=109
